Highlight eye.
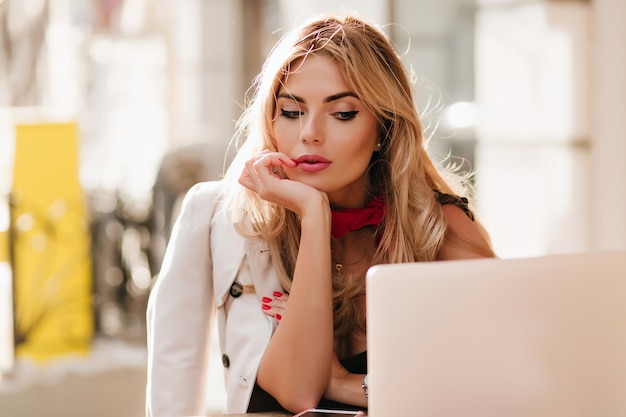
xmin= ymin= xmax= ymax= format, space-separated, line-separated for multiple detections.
xmin=334 ymin=111 xmax=359 ymax=121
xmin=280 ymin=109 xmax=303 ymax=119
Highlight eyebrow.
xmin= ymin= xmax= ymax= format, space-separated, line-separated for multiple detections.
xmin=276 ymin=91 xmax=358 ymax=103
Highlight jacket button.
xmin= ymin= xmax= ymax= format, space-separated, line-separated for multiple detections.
xmin=221 ymin=354 xmax=230 ymax=368
xmin=230 ymin=281 xmax=243 ymax=298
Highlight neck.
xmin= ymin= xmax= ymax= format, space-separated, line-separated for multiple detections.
xmin=331 ymin=228 xmax=377 ymax=264
xmin=327 ymin=187 xmax=372 ymax=209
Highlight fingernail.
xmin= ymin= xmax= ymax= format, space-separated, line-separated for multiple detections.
xmin=262 ymin=296 xmax=272 ymax=303
xmin=273 ymin=291 xmax=283 ymax=298
xmin=262 ymin=304 xmax=271 ymax=310
xmin=275 ymin=314 xmax=282 ymax=321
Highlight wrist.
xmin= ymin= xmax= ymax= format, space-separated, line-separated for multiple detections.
xmin=361 ymin=374 xmax=369 ymax=399
xmin=299 ymin=194 xmax=331 ymax=232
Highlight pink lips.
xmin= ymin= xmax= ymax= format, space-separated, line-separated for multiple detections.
xmin=293 ymin=154 xmax=331 ymax=172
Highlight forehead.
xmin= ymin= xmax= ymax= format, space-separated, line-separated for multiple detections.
xmin=279 ymin=54 xmax=350 ymax=93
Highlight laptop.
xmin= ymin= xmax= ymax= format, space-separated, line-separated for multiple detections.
xmin=366 ymin=251 xmax=626 ymax=417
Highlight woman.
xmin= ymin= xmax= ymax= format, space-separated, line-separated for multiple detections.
xmin=145 ymin=13 xmax=495 ymax=416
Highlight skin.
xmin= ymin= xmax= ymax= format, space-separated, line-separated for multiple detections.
xmin=238 ymin=54 xmax=492 ymax=412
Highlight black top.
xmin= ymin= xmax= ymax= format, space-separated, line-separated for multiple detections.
xmin=434 ymin=190 xmax=475 ymax=220
xmin=246 ymin=351 xmax=367 ymax=413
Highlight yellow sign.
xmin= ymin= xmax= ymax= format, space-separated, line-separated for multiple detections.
xmin=0 ymin=194 xmax=8 ymax=264
xmin=0 ymin=194 xmax=13 ymax=371
xmin=12 ymin=122 xmax=93 ymax=361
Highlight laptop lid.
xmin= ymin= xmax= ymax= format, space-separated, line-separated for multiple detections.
xmin=366 ymin=251 xmax=626 ymax=417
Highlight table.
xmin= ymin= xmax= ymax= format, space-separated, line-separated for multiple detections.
xmin=206 ymin=413 xmax=290 ymax=417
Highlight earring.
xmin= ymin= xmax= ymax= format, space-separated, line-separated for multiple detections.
xmin=376 ymin=142 xmax=382 ymax=149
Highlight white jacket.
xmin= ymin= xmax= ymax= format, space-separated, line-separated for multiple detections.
xmin=145 ymin=181 xmax=283 ymax=416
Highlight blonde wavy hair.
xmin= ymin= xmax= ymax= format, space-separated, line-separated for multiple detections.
xmin=223 ymin=14 xmax=493 ymax=348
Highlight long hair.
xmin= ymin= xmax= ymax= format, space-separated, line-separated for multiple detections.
xmin=222 ymin=14 xmax=493 ymax=347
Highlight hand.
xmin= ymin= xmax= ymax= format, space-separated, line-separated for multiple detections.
xmin=238 ymin=151 xmax=326 ymax=216
xmin=323 ymin=353 xmax=368 ymax=408
xmin=261 ymin=291 xmax=288 ymax=323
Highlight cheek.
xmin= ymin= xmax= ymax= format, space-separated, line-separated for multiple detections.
xmin=342 ymin=135 xmax=377 ymax=175
xmin=272 ymin=123 xmax=294 ymax=152
xmin=355 ymin=115 xmax=379 ymax=151
xmin=351 ymin=125 xmax=379 ymax=155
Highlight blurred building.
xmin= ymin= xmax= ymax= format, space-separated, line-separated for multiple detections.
xmin=0 ymin=0 xmax=624 ymax=416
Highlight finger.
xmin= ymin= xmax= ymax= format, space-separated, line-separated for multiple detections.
xmin=239 ymin=153 xmax=280 ymax=193
xmin=269 ymin=297 xmax=288 ymax=310
xmin=271 ymin=291 xmax=288 ymax=310
xmin=253 ymin=152 xmax=296 ymax=181
xmin=254 ymin=151 xmax=294 ymax=167
xmin=261 ymin=303 xmax=285 ymax=318
xmin=261 ymin=296 xmax=285 ymax=316
xmin=239 ymin=154 xmax=269 ymax=192
xmin=238 ymin=167 xmax=256 ymax=190
xmin=246 ymin=157 xmax=263 ymax=184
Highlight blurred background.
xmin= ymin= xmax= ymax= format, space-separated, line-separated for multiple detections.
xmin=0 ymin=0 xmax=624 ymax=416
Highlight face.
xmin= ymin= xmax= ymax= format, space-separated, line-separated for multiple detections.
xmin=272 ymin=54 xmax=380 ymax=207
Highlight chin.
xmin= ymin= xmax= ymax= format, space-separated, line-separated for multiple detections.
xmin=285 ymin=173 xmax=327 ymax=190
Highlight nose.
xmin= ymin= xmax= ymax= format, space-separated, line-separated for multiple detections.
xmin=300 ymin=113 xmax=324 ymax=144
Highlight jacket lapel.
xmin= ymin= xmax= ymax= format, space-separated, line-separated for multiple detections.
xmin=210 ymin=204 xmax=283 ymax=308
xmin=211 ymin=206 xmax=246 ymax=308
xmin=245 ymin=239 xmax=283 ymax=300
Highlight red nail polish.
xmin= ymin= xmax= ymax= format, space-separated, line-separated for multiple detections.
xmin=262 ymin=304 xmax=271 ymax=310
xmin=262 ymin=296 xmax=272 ymax=303
xmin=275 ymin=314 xmax=282 ymax=321
xmin=273 ymin=291 xmax=283 ymax=298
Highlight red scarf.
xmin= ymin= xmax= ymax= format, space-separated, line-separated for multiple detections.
xmin=331 ymin=197 xmax=385 ymax=239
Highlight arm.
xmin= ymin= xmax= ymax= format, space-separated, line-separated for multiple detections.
xmin=239 ymin=152 xmax=335 ymax=412
xmin=257 ymin=194 xmax=334 ymax=412
xmin=437 ymin=204 xmax=495 ymax=260
xmin=146 ymin=183 xmax=217 ymax=417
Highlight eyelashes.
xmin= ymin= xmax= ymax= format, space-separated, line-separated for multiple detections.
xmin=279 ymin=109 xmax=359 ymax=121
xmin=280 ymin=109 xmax=302 ymax=119
xmin=335 ymin=110 xmax=359 ymax=121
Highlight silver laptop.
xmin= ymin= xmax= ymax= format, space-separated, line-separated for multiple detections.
xmin=366 ymin=251 xmax=626 ymax=417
